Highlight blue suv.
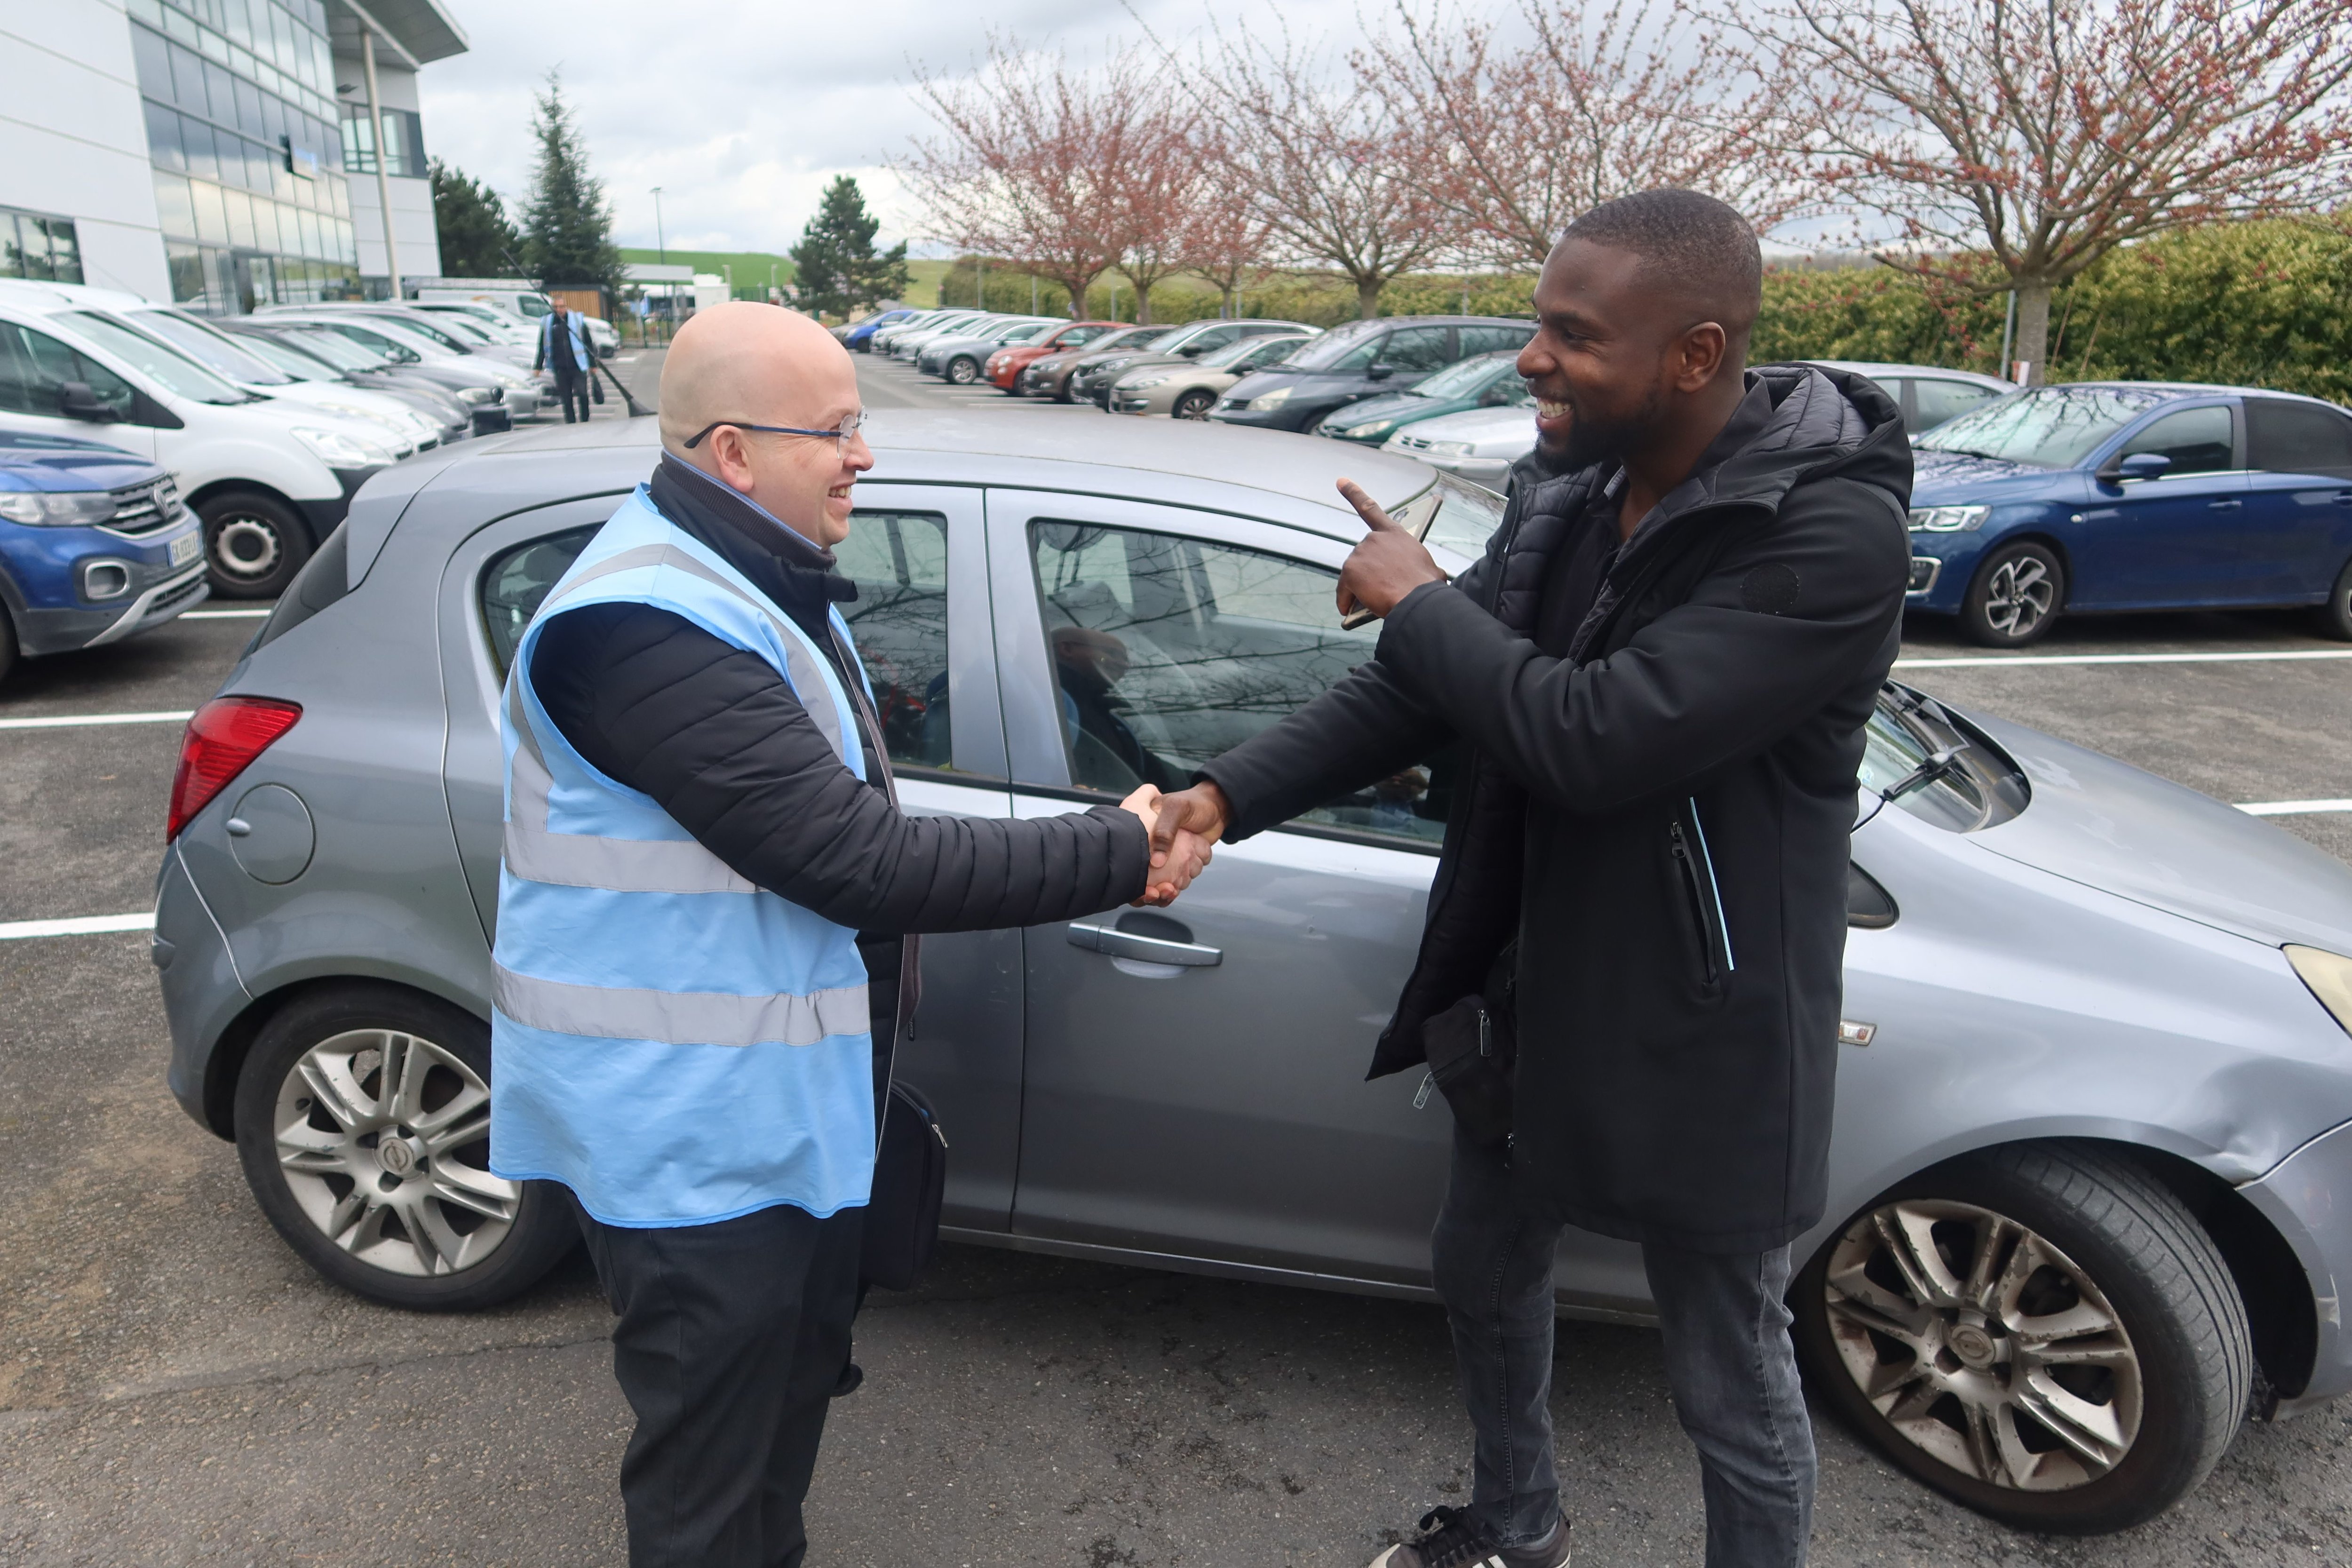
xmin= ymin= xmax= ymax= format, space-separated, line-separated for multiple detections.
xmin=0 ymin=431 xmax=207 ymax=682
xmin=1907 ymin=382 xmax=2352 ymax=645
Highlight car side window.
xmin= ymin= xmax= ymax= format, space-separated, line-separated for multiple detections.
xmin=481 ymin=526 xmax=598 ymax=678
xmin=1026 ymin=521 xmax=1447 ymax=846
xmin=0 ymin=323 xmax=136 ymax=420
xmin=831 ymin=510 xmax=953 ymax=769
xmin=1458 ymin=325 xmax=1533 ymax=357
xmin=1912 ymin=379 xmax=1999 ymax=431
xmin=2246 ymin=399 xmax=2352 ymax=477
xmin=1325 ymin=333 xmax=1388 ymax=373
xmin=1382 ymin=326 xmax=1455 ymax=373
xmin=2119 ymin=406 xmax=2235 ymax=475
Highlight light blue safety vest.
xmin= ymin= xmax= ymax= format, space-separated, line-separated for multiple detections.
xmin=487 ymin=485 xmax=880 ymax=1227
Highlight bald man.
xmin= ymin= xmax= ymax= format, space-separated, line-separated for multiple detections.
xmin=490 ymin=303 xmax=1208 ymax=1568
xmin=1150 ymin=192 xmax=1911 ymax=1568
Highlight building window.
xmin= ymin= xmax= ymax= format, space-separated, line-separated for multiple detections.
xmin=339 ymin=107 xmax=426 ymax=178
xmin=0 ymin=210 xmax=83 ymax=284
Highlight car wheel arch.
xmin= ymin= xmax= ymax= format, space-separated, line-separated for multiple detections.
xmin=201 ymin=971 xmax=490 ymax=1142
xmin=1808 ymin=1132 xmax=2316 ymax=1407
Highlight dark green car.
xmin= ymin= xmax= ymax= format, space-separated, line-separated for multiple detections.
xmin=1313 ymin=351 xmax=1530 ymax=444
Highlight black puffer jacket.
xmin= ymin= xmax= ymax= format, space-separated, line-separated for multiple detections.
xmin=1201 ymin=366 xmax=1912 ymax=1252
xmin=532 ymin=456 xmax=1150 ymax=1074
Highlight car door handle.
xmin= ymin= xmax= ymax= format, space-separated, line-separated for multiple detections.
xmin=2208 ymin=499 xmax=2242 ymax=510
xmin=1067 ymin=921 xmax=1223 ymax=967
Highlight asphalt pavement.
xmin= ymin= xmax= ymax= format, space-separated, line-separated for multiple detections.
xmin=5 ymin=353 xmax=2352 ymax=1567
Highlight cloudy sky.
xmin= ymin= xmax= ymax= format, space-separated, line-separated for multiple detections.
xmin=416 ymin=0 xmax=1421 ymax=258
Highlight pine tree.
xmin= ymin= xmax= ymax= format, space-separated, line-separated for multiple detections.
xmin=430 ymin=158 xmax=523 ymax=278
xmin=519 ymin=72 xmax=624 ymax=295
xmin=789 ymin=176 xmax=911 ymax=320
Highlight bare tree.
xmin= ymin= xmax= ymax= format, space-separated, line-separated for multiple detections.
xmin=1180 ymin=128 xmax=1276 ymax=316
xmin=1367 ymin=0 xmax=1800 ymax=271
xmin=1744 ymin=0 xmax=2352 ymax=381
xmin=897 ymin=40 xmax=1150 ymax=317
xmin=1194 ymin=24 xmax=1455 ymax=318
xmin=1105 ymin=92 xmax=1211 ymax=324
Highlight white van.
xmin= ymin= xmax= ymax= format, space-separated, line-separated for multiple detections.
xmin=0 ymin=286 xmax=403 ymax=598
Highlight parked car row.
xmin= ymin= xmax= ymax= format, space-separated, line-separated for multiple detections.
xmin=0 ymin=279 xmax=569 ymax=621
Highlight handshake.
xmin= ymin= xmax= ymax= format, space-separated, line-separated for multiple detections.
xmin=1117 ymin=781 xmax=1232 ymax=908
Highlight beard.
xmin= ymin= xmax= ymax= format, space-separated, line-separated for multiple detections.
xmin=1555 ymin=382 xmax=1665 ymax=472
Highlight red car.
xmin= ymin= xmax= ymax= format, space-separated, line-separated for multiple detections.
xmin=987 ymin=320 xmax=1127 ymax=393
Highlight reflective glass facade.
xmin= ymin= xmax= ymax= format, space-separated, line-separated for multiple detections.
xmin=126 ymin=0 xmax=360 ymax=312
xmin=0 ymin=210 xmax=84 ymax=284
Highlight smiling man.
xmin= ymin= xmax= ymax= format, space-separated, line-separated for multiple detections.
xmin=1146 ymin=191 xmax=1912 ymax=1568
xmin=491 ymin=302 xmax=1208 ymax=1568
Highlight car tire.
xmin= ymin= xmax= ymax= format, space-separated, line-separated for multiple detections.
xmin=1173 ymin=389 xmax=1216 ymax=421
xmin=1960 ymin=541 xmax=2066 ymax=647
xmin=1793 ymin=1141 xmax=2251 ymax=1534
xmin=948 ymin=357 xmax=979 ymax=385
xmin=2316 ymin=556 xmax=2352 ymax=641
xmin=234 ymin=983 xmax=578 ymax=1311
xmin=0 ymin=601 xmax=16 ymax=685
xmin=1053 ymin=379 xmax=1075 ymax=404
xmin=200 ymin=490 xmax=312 ymax=600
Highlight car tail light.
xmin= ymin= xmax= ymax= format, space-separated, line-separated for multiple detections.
xmin=168 ymin=697 xmax=302 ymax=839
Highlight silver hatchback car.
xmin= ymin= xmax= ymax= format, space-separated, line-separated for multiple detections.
xmin=155 ymin=414 xmax=2352 ymax=1534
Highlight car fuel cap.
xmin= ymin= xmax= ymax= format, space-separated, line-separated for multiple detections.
xmin=226 ymin=783 xmax=315 ymax=884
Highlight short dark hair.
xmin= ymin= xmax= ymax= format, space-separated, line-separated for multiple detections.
xmin=1561 ymin=189 xmax=1763 ymax=338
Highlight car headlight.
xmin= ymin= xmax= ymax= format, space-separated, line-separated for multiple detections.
xmin=1123 ymin=374 xmax=1171 ymax=391
xmin=1247 ymin=386 xmax=1294 ymax=411
xmin=2288 ymin=947 xmax=2352 ymax=1037
xmin=1340 ymin=421 xmax=1393 ymax=439
xmin=0 ymin=490 xmax=118 ymax=526
xmin=1908 ymin=504 xmax=1990 ymax=532
xmin=291 ymin=424 xmax=396 ymax=468
xmin=1422 ymin=440 xmax=1475 ymax=457
xmin=457 ymin=386 xmax=496 ymax=405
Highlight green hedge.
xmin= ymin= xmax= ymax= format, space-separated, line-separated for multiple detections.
xmin=1755 ymin=219 xmax=2352 ymax=403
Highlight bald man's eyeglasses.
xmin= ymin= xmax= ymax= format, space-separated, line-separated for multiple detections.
xmin=681 ymin=409 xmax=868 ymax=453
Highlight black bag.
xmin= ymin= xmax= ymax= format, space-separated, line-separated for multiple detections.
xmin=859 ymin=1082 xmax=947 ymax=1290
xmin=589 ymin=369 xmax=604 ymax=405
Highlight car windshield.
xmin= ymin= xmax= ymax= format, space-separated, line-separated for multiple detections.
xmin=124 ymin=310 xmax=293 ymax=385
xmin=230 ymin=331 xmax=342 ymax=381
xmin=1136 ymin=327 xmax=1191 ymax=354
xmin=377 ymin=313 xmax=470 ymax=352
xmin=332 ymin=319 xmax=439 ymax=359
xmin=999 ymin=323 xmax=1051 ymax=343
xmin=1916 ymin=385 xmax=2167 ymax=468
xmin=1273 ymin=321 xmax=1385 ymax=372
xmin=429 ymin=313 xmax=500 ymax=346
xmin=1858 ymin=685 xmax=2028 ymax=831
xmin=273 ymin=326 xmax=391 ymax=370
xmin=1200 ymin=334 xmax=1295 ymax=369
xmin=58 ymin=311 xmax=257 ymax=404
xmin=1410 ymin=353 xmax=1518 ymax=400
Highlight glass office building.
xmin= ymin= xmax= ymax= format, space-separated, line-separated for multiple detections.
xmin=125 ymin=0 xmax=361 ymax=312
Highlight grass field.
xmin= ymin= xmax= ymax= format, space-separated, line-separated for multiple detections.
xmin=619 ymin=248 xmax=795 ymax=294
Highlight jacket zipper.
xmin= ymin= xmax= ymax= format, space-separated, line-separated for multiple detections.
xmin=1669 ymin=797 xmax=1735 ymax=988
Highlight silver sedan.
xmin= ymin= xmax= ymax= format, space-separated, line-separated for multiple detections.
xmin=153 ymin=413 xmax=2352 ymax=1536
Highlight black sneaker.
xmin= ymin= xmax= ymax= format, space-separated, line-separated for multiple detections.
xmin=1367 ymin=1506 xmax=1569 ymax=1568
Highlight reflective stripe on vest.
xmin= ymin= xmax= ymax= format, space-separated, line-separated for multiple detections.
xmin=492 ymin=964 xmax=869 ymax=1047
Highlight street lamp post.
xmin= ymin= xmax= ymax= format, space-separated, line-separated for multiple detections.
xmin=651 ymin=187 xmax=666 ymax=266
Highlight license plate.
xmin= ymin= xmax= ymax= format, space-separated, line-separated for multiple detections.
xmin=169 ymin=531 xmax=201 ymax=567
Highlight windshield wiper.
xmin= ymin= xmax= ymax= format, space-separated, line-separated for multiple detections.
xmin=1882 ymin=743 xmax=1969 ymax=803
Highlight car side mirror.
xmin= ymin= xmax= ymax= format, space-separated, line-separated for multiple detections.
xmin=1478 ymin=385 xmax=1512 ymax=406
xmin=1366 ymin=363 xmax=1396 ymax=381
xmin=57 ymin=381 xmax=111 ymax=421
xmin=2097 ymin=451 xmax=2172 ymax=483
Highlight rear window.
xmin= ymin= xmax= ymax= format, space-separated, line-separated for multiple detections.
xmin=2247 ymin=398 xmax=2352 ymax=476
xmin=481 ymin=527 xmax=597 ymax=677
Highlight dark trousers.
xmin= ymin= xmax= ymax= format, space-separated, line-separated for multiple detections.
xmin=573 ymin=1196 xmax=864 ymax=1568
xmin=552 ymin=359 xmax=591 ymax=423
xmin=1430 ymin=1126 xmax=1816 ymax=1566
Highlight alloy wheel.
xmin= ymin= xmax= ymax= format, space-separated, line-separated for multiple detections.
xmin=210 ymin=513 xmax=283 ymax=582
xmin=1820 ymin=1198 xmax=2143 ymax=1493
xmin=1174 ymin=390 xmax=1215 ymax=420
xmin=1982 ymin=556 xmax=2055 ymax=638
xmin=949 ymin=358 xmax=978 ymax=384
xmin=271 ymin=1027 xmax=519 ymax=1277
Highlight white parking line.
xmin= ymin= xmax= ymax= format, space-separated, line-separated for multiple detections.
xmin=1897 ymin=649 xmax=2352 ymax=669
xmin=0 ymin=709 xmax=192 ymax=730
xmin=183 ymin=608 xmax=270 ymax=619
xmin=0 ymin=912 xmax=153 ymax=940
xmin=2239 ymin=799 xmax=2352 ymax=816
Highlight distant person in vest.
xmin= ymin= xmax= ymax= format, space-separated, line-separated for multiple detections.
xmin=490 ymin=301 xmax=1212 ymax=1568
xmin=535 ymin=297 xmax=596 ymax=422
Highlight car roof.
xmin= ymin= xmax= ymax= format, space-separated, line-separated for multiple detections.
xmin=2052 ymin=379 xmax=2347 ymax=407
xmin=352 ymin=411 xmax=1443 ymax=586
xmin=0 ymin=278 xmax=156 ymax=317
xmin=1802 ymin=360 xmax=2013 ymax=387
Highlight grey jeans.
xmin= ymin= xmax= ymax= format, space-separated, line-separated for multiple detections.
xmin=1430 ymin=1126 xmax=1817 ymax=1566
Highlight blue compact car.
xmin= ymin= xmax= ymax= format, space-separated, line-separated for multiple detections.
xmin=0 ymin=431 xmax=208 ymax=682
xmin=842 ymin=309 xmax=918 ymax=353
xmin=1905 ymin=382 xmax=2352 ymax=645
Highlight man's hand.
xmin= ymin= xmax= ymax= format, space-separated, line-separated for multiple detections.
xmin=1335 ymin=478 xmax=1447 ymax=621
xmin=1120 ymin=785 xmax=1214 ymax=906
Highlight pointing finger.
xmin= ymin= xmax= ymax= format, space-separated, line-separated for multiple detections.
xmin=1336 ymin=478 xmax=1404 ymax=533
